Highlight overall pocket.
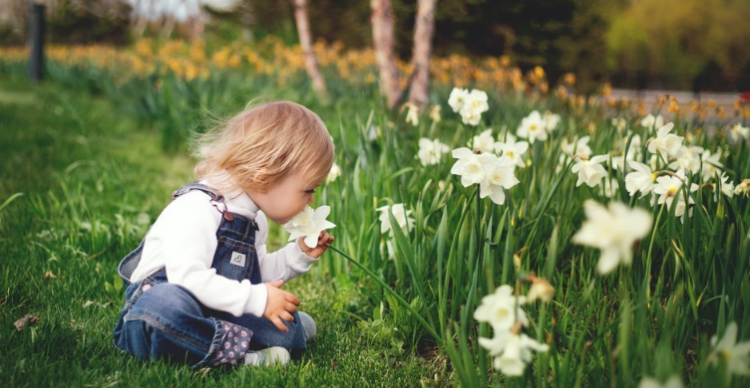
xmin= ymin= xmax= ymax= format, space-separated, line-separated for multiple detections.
xmin=214 ymin=236 xmax=255 ymax=281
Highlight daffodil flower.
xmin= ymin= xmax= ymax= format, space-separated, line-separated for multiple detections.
xmin=417 ymin=138 xmax=450 ymax=166
xmin=653 ymin=170 xmax=699 ymax=216
xmin=479 ymin=155 xmax=519 ymax=205
xmin=543 ymin=110 xmax=561 ymax=133
xmin=494 ymin=136 xmax=529 ymax=168
xmin=700 ymin=149 xmax=724 ymax=182
xmin=640 ymin=114 xmax=665 ymax=130
xmin=734 ymin=179 xmax=750 ymax=197
xmin=284 ymin=205 xmax=336 ymax=249
xmin=516 ymin=110 xmax=548 ymax=144
xmin=625 ymin=160 xmax=657 ymax=198
xmin=648 ymin=123 xmax=684 ymax=161
xmin=668 ymin=145 xmax=704 ymax=174
xmin=638 ymin=375 xmax=683 ymax=388
xmin=727 ymin=123 xmax=749 ymax=142
xmin=571 ymin=155 xmax=609 ymax=188
xmin=472 ymin=129 xmax=496 ymax=154
xmin=376 ymin=203 xmax=415 ymax=236
xmin=326 ymin=162 xmax=341 ymax=183
xmin=491 ymin=333 xmax=549 ymax=377
xmin=572 ymin=200 xmax=652 ymax=274
xmin=710 ymin=321 xmax=750 ymax=378
xmin=474 ymin=285 xmax=528 ymax=332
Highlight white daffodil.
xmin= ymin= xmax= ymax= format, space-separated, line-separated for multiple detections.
xmin=625 ymin=161 xmax=656 ymax=198
xmin=495 ymin=137 xmax=529 ymax=168
xmin=652 ymin=170 xmax=699 ymax=219
xmin=284 ymin=205 xmax=337 ymax=249
xmin=713 ymin=172 xmax=735 ymax=200
xmin=710 ymin=321 xmax=750 ymax=378
xmin=451 ymin=147 xmax=488 ymax=187
xmin=474 ymin=285 xmax=529 ymax=332
xmin=648 ymin=154 xmax=659 ymax=171
xmin=648 ymin=123 xmax=684 ymax=162
xmin=417 ymin=138 xmax=450 ymax=167
xmin=484 ymin=332 xmax=549 ymax=377
xmin=448 ymin=87 xmax=469 ymax=113
xmin=429 ymin=105 xmax=442 ymax=122
xmin=669 ymin=145 xmax=704 ymax=175
xmin=701 ymin=150 xmax=724 ymax=182
xmin=403 ymin=102 xmax=419 ymax=127
xmin=472 ymin=129 xmax=496 ymax=154
xmin=601 ymin=177 xmax=619 ymax=199
xmin=517 ymin=111 xmax=548 ymax=144
xmin=543 ymin=111 xmax=561 ymax=133
xmin=572 ymin=200 xmax=653 ymax=274
xmin=611 ymin=133 xmax=643 ymax=171
xmin=479 ymin=155 xmax=519 ymax=205
xmin=571 ymin=155 xmax=609 ymax=188
xmin=611 ymin=117 xmax=627 ymax=132
xmin=326 ymin=162 xmax=341 ymax=183
xmin=450 ymin=88 xmax=489 ymax=126
xmin=562 ymin=136 xmax=593 ymax=160
xmin=465 ymin=89 xmax=490 ymax=114
xmin=376 ymin=203 xmax=415 ymax=236
xmin=735 ymin=179 xmax=750 ymax=197
xmin=727 ymin=123 xmax=750 ymax=142
xmin=460 ymin=109 xmax=482 ymax=126
xmin=641 ymin=114 xmax=665 ymax=130
xmin=638 ymin=375 xmax=683 ymax=388
xmin=527 ymin=277 xmax=554 ymax=303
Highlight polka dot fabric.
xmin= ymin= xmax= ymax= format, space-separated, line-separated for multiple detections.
xmin=210 ymin=320 xmax=253 ymax=366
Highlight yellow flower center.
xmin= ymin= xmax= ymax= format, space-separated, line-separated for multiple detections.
xmin=530 ymin=124 xmax=538 ymax=131
xmin=507 ymin=151 xmax=515 ymax=158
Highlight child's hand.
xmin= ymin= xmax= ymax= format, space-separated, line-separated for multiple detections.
xmin=263 ymin=280 xmax=300 ymax=332
xmin=298 ymin=230 xmax=334 ymax=258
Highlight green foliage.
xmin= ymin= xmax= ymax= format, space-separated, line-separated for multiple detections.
xmin=606 ymin=0 xmax=750 ymax=89
xmin=0 ymin=77 xmax=449 ymax=387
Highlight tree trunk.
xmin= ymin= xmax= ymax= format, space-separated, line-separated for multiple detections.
xmin=408 ymin=0 xmax=435 ymax=110
xmin=291 ymin=0 xmax=328 ymax=100
xmin=371 ymin=0 xmax=401 ymax=110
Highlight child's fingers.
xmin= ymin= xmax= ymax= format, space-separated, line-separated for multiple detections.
xmin=272 ymin=317 xmax=289 ymax=333
xmin=269 ymin=280 xmax=284 ymax=288
xmin=285 ymin=302 xmax=298 ymax=314
xmin=318 ymin=232 xmax=334 ymax=247
xmin=285 ymin=292 xmax=301 ymax=306
xmin=280 ymin=311 xmax=295 ymax=323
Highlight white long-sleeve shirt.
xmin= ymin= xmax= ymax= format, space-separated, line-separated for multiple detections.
xmin=129 ymin=180 xmax=318 ymax=318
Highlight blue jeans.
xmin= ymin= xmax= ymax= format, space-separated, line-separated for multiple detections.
xmin=113 ymin=269 xmax=307 ymax=368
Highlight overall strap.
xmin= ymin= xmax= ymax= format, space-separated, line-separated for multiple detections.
xmin=173 ymin=183 xmax=236 ymax=221
xmin=172 ymin=183 xmax=223 ymax=202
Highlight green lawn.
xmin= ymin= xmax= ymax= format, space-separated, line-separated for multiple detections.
xmin=0 ymin=77 xmax=450 ymax=387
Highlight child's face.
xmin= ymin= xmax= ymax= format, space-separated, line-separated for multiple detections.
xmin=247 ymin=170 xmax=317 ymax=225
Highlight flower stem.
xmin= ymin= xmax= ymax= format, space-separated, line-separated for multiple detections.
xmin=328 ymin=245 xmax=443 ymax=345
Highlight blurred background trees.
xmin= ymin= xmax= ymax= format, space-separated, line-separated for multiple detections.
xmin=1 ymin=0 xmax=749 ymax=93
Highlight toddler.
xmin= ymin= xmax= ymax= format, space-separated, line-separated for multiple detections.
xmin=113 ymin=101 xmax=335 ymax=368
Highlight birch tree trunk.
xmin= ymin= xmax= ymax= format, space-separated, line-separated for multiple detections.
xmin=371 ymin=0 xmax=401 ymax=110
xmin=408 ymin=0 xmax=436 ymax=110
xmin=292 ymin=0 xmax=328 ymax=100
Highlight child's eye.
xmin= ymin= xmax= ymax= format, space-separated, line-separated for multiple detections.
xmin=305 ymin=189 xmax=316 ymax=195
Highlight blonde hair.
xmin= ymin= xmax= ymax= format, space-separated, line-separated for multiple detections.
xmin=193 ymin=101 xmax=334 ymax=195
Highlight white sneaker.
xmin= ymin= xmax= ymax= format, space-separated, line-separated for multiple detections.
xmin=298 ymin=311 xmax=317 ymax=341
xmin=244 ymin=346 xmax=290 ymax=366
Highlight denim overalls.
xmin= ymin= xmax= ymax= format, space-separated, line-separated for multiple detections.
xmin=113 ymin=184 xmax=307 ymax=368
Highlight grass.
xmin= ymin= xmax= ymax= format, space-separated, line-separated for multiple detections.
xmin=2 ymin=48 xmax=749 ymax=387
xmin=0 ymin=77 xmax=451 ymax=387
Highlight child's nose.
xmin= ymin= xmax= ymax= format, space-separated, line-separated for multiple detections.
xmin=307 ymin=195 xmax=314 ymax=205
